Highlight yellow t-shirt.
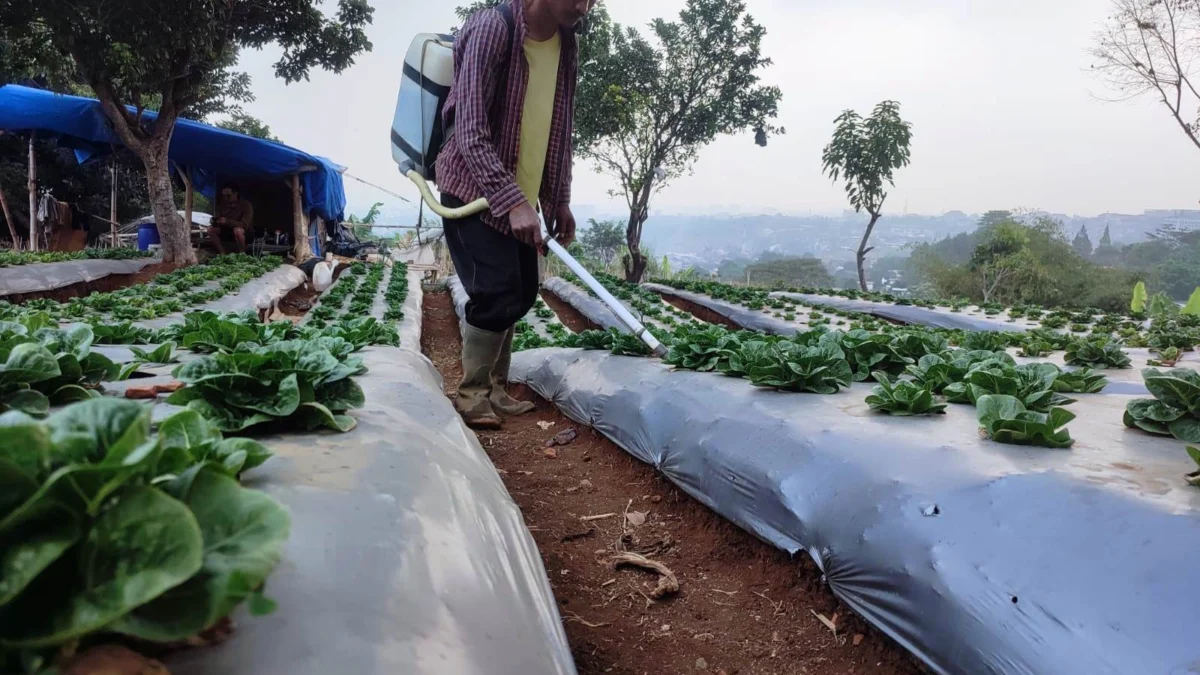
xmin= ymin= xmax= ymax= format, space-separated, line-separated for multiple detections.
xmin=516 ymin=32 xmax=561 ymax=207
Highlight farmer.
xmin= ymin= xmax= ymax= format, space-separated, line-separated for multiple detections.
xmin=436 ymin=0 xmax=593 ymax=429
xmin=209 ymin=184 xmax=254 ymax=255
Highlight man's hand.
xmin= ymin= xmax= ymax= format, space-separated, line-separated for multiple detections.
xmin=555 ymin=204 xmax=577 ymax=247
xmin=508 ymin=203 xmax=544 ymax=249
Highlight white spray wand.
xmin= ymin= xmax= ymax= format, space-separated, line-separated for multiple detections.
xmin=404 ymin=169 xmax=667 ymax=357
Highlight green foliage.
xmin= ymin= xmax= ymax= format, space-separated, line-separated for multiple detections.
xmin=168 ymin=338 xmax=367 ymax=433
xmin=944 ymin=362 xmax=1077 ymax=412
xmin=976 ymin=394 xmax=1075 ymax=448
xmin=738 ymin=340 xmax=853 ymax=394
xmin=822 ymin=101 xmax=913 ymax=217
xmin=1184 ymin=287 xmax=1200 ymax=316
xmin=0 ymin=400 xmax=287 ymax=666
xmin=578 ymin=0 xmax=782 ymax=280
xmin=130 ymin=342 xmax=179 ymax=365
xmin=1124 ymin=368 xmax=1200 ymax=442
xmin=664 ymin=325 xmax=742 ymax=372
xmin=0 ymin=322 xmax=132 ymax=416
xmin=216 ymin=111 xmax=280 ymax=142
xmin=1064 ymin=336 xmax=1132 ymax=369
xmin=866 ymin=373 xmax=946 ymax=416
xmin=743 ymin=258 xmax=833 ymax=288
xmin=1132 ymin=281 xmax=1148 ymax=313
xmin=0 ymin=249 xmax=152 ymax=267
xmin=1188 ymin=446 xmax=1200 ymax=487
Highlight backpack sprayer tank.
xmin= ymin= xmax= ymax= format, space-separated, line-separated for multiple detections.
xmin=390 ymin=33 xmax=455 ymax=181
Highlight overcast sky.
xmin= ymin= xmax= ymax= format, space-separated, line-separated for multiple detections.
xmin=234 ymin=0 xmax=1198 ymax=223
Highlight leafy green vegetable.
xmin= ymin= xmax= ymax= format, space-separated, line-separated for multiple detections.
xmin=665 ymin=325 xmax=742 ymax=372
xmin=743 ymin=340 xmax=853 ymax=394
xmin=976 ymin=394 xmax=1075 ymax=448
xmin=130 ymin=342 xmax=179 ymax=365
xmin=1064 ymin=336 xmax=1132 ymax=369
xmin=1187 ymin=446 xmax=1200 ymax=487
xmin=1052 ymin=367 xmax=1108 ymax=394
xmin=944 ymin=362 xmax=1076 ymax=411
xmin=1123 ymin=368 xmax=1200 ymax=442
xmin=865 ymin=373 xmax=946 ymax=415
xmin=0 ymin=399 xmax=288 ymax=659
xmin=169 ymin=339 xmax=366 ymax=433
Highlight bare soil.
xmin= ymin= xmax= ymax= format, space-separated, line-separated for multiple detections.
xmin=655 ymin=292 xmax=743 ymax=330
xmin=2 ymin=262 xmax=181 ymax=304
xmin=541 ymin=288 xmax=601 ymax=333
xmin=278 ymin=281 xmax=320 ymax=318
xmin=422 ymin=290 xmax=922 ymax=675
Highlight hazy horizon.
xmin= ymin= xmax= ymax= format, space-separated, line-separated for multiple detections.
xmin=232 ymin=0 xmax=1198 ymax=223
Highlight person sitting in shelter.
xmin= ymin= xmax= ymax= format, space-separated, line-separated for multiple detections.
xmin=209 ymin=184 xmax=254 ymax=254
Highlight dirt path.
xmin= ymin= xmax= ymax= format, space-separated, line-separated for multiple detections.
xmin=421 ymin=290 xmax=921 ymax=675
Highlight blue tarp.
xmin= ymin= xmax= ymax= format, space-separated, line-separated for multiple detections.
xmin=0 ymin=85 xmax=346 ymax=222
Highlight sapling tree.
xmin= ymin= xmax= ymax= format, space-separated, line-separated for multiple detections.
xmin=821 ymin=101 xmax=913 ymax=292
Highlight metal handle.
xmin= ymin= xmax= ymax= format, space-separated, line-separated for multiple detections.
xmin=403 ymin=169 xmax=667 ymax=358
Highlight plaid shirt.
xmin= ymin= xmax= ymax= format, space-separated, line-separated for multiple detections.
xmin=435 ymin=0 xmax=577 ymax=234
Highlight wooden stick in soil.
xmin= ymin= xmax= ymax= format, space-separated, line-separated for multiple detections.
xmin=611 ymin=551 xmax=680 ymax=599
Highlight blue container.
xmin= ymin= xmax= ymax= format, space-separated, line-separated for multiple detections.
xmin=137 ymin=222 xmax=161 ymax=251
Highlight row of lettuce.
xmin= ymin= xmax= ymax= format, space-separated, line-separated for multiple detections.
xmin=529 ymin=276 xmax=1200 ymax=485
xmin=0 ymin=259 xmax=412 ymax=671
xmin=652 ymin=277 xmax=1200 ymax=346
xmin=0 ymin=247 xmax=154 ymax=268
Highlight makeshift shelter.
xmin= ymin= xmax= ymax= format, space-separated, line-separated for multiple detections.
xmin=0 ymin=84 xmax=346 ymax=257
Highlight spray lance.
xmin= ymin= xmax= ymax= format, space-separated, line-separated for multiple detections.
xmin=402 ymin=167 xmax=667 ymax=358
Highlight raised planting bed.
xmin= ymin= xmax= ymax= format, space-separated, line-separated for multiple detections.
xmin=0 ymin=257 xmax=162 ymax=300
xmin=775 ymin=291 xmax=1036 ymax=332
xmin=0 ymin=260 xmax=573 ymax=674
xmin=509 ymin=346 xmax=1200 ymax=675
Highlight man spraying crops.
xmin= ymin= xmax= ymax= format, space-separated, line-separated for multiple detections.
xmin=437 ymin=0 xmax=593 ymax=430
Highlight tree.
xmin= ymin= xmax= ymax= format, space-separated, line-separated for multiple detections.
xmin=9 ymin=0 xmax=374 ymax=264
xmin=822 ymin=101 xmax=913 ymax=292
xmin=1072 ymin=224 xmax=1094 ymax=257
xmin=218 ymin=112 xmax=280 ymax=142
xmin=580 ymin=0 xmax=782 ymax=281
xmin=744 ymin=257 xmax=833 ymax=288
xmin=1091 ymin=0 xmax=1200 ymax=152
xmin=347 ymin=201 xmax=383 ymax=239
xmin=1094 ymin=224 xmax=1123 ymax=265
xmin=579 ymin=218 xmax=625 ymax=267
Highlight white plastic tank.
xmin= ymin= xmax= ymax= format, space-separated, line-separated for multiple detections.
xmin=390 ymin=33 xmax=455 ymax=181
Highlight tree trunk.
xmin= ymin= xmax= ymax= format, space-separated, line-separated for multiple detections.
xmin=622 ymin=181 xmax=654 ymax=283
xmin=28 ymin=133 xmax=37 ymax=251
xmin=856 ymin=211 xmax=882 ymax=292
xmin=0 ymin=181 xmax=18 ymax=248
xmin=143 ymin=141 xmax=195 ymax=264
xmin=292 ymin=174 xmax=313 ymax=262
xmin=623 ymin=205 xmax=648 ymax=283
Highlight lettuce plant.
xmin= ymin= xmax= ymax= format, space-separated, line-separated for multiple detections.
xmin=1064 ymin=337 xmax=1131 ymax=369
xmin=866 ymin=373 xmax=946 ymax=415
xmin=168 ymin=338 xmax=367 ymax=433
xmin=1123 ymin=368 xmax=1200 ymax=442
xmin=977 ymin=394 xmax=1075 ymax=448
xmin=0 ymin=400 xmax=288 ymax=668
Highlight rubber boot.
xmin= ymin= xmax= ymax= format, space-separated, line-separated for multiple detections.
xmin=457 ymin=323 xmax=505 ymax=430
xmin=491 ymin=327 xmax=537 ymax=416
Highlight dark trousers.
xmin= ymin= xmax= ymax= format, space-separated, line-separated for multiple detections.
xmin=443 ymin=193 xmax=539 ymax=333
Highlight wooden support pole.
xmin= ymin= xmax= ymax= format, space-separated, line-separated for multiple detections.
xmin=0 ymin=181 xmax=17 ymax=249
xmin=292 ymin=174 xmax=313 ymax=262
xmin=27 ymin=132 xmax=37 ymax=251
xmin=110 ymin=158 xmax=119 ymax=249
